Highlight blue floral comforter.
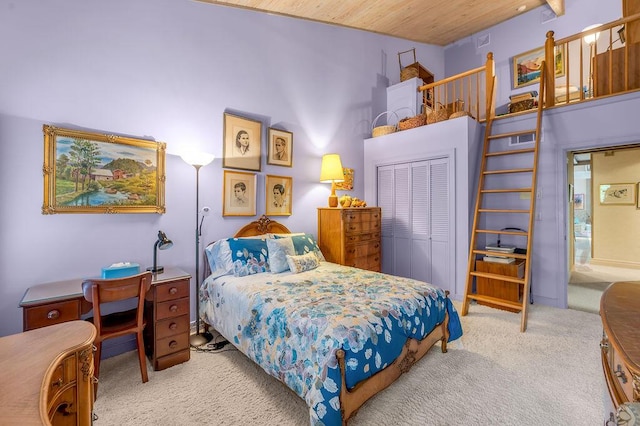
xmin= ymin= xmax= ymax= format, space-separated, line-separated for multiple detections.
xmin=199 ymin=262 xmax=462 ymax=425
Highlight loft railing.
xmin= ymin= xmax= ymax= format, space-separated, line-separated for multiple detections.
xmin=418 ymin=53 xmax=495 ymax=122
xmin=544 ymin=12 xmax=640 ymax=107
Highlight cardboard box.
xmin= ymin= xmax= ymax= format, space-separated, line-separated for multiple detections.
xmin=101 ymin=263 xmax=140 ymax=279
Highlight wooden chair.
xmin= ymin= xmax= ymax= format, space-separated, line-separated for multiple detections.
xmin=82 ymin=271 xmax=153 ymax=392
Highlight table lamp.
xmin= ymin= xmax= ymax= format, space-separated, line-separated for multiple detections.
xmin=147 ymin=230 xmax=173 ymax=274
xmin=320 ymin=153 xmax=344 ymax=208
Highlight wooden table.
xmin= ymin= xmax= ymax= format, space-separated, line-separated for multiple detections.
xmin=20 ymin=268 xmax=192 ymax=371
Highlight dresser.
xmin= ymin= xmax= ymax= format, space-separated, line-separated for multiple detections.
xmin=0 ymin=321 xmax=96 ymax=425
xmin=20 ymin=268 xmax=191 ymax=371
xmin=317 ymin=207 xmax=381 ymax=272
xmin=600 ymin=281 xmax=640 ymax=415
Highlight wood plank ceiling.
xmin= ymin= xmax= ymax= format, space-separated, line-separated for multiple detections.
xmin=195 ymin=0 xmax=564 ymax=46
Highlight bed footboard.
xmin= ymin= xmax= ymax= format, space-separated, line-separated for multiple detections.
xmin=336 ymin=308 xmax=450 ymax=424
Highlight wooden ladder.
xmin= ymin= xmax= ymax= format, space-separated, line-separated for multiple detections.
xmin=461 ymin=63 xmax=547 ymax=332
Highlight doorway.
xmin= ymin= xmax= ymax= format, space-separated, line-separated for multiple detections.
xmin=567 ymin=147 xmax=640 ymax=314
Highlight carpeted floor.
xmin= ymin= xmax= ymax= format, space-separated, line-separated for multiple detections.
xmin=568 ymin=264 xmax=640 ymax=314
xmin=94 ymin=302 xmax=606 ymax=425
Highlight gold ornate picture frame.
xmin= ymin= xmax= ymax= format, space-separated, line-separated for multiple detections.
xmin=223 ymin=170 xmax=257 ymax=216
xmin=223 ymin=113 xmax=262 ymax=171
xmin=265 ymin=174 xmax=292 ymax=216
xmin=513 ymin=44 xmax=565 ymax=89
xmin=42 ymin=125 xmax=166 ymax=214
xmin=267 ymin=128 xmax=293 ymax=167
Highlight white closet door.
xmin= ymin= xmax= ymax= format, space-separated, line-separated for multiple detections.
xmin=377 ymin=165 xmax=394 ymax=274
xmin=393 ymin=164 xmax=411 ymax=278
xmin=428 ymin=158 xmax=450 ymax=289
xmin=411 ymin=161 xmax=431 ymax=282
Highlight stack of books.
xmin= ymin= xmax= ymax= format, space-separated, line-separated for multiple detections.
xmin=483 ymin=244 xmax=516 ymax=264
xmin=509 ymin=90 xmax=538 ymax=103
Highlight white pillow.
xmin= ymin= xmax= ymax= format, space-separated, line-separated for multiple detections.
xmin=267 ymin=237 xmax=295 ymax=273
xmin=286 ymin=252 xmax=319 ymax=274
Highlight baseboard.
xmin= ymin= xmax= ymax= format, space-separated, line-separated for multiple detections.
xmin=101 ymin=334 xmax=137 ymax=359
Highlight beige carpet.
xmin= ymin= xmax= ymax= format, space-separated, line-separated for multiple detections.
xmin=94 ymin=303 xmax=605 ymax=425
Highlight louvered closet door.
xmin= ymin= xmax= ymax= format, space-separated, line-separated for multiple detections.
xmin=376 ymin=158 xmax=449 ymax=287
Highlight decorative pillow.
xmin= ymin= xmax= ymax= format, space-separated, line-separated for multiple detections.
xmin=286 ymin=252 xmax=319 ymax=274
xmin=266 ymin=237 xmax=295 ymax=273
xmin=205 ymin=236 xmax=269 ymax=278
xmin=228 ymin=237 xmax=270 ymax=277
xmin=275 ymin=233 xmax=326 ymax=261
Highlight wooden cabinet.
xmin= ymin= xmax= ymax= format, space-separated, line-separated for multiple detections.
xmin=475 ymin=260 xmax=525 ymax=313
xmin=624 ymin=0 xmax=640 ymax=45
xmin=600 ymin=281 xmax=640 ymax=412
xmin=317 ymin=207 xmax=381 ymax=272
xmin=594 ymin=42 xmax=640 ymax=96
xmin=0 ymin=321 xmax=96 ymax=425
xmin=144 ymin=270 xmax=191 ymax=370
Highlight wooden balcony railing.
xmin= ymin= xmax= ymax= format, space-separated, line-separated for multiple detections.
xmin=544 ymin=12 xmax=640 ymax=107
xmin=418 ymin=53 xmax=495 ymax=122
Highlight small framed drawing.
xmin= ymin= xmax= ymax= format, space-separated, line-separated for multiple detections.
xmin=42 ymin=124 xmax=166 ymax=214
xmin=223 ymin=170 xmax=257 ymax=216
xmin=334 ymin=167 xmax=354 ymax=190
xmin=265 ymin=174 xmax=292 ymax=216
xmin=574 ymin=193 xmax=584 ymax=210
xmin=599 ymin=183 xmax=636 ymax=205
xmin=267 ymin=128 xmax=293 ymax=167
xmin=223 ymin=113 xmax=262 ymax=171
xmin=512 ymin=44 xmax=565 ymax=89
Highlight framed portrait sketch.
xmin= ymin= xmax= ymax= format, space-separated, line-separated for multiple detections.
xmin=265 ymin=174 xmax=292 ymax=216
xmin=513 ymin=44 xmax=565 ymax=88
xmin=599 ymin=183 xmax=636 ymax=205
xmin=222 ymin=170 xmax=257 ymax=216
xmin=42 ymin=124 xmax=166 ymax=214
xmin=267 ymin=128 xmax=293 ymax=167
xmin=223 ymin=170 xmax=257 ymax=216
xmin=223 ymin=113 xmax=262 ymax=171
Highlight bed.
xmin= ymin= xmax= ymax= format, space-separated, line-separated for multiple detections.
xmin=199 ymin=215 xmax=462 ymax=425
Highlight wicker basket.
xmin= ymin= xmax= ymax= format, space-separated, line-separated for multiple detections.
xmin=426 ymin=102 xmax=449 ymax=124
xmin=371 ymin=111 xmax=399 ymax=137
xmin=449 ymin=110 xmax=470 ymax=119
xmin=395 ymin=107 xmax=426 ymax=131
xmin=400 ymin=66 xmax=419 ymax=81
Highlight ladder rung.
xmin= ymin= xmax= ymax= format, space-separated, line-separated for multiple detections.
xmin=476 ymin=229 xmax=529 ymax=237
xmin=481 ymin=188 xmax=532 ymax=193
xmin=466 ymin=294 xmax=523 ymax=311
xmin=484 ymin=168 xmax=533 ymax=175
xmin=486 ymin=147 xmax=535 ymax=157
xmin=473 ymin=250 xmax=527 ymax=259
xmin=488 ymin=129 xmax=537 ymax=140
xmin=478 ymin=208 xmax=530 ymax=214
xmin=470 ymin=271 xmax=525 ymax=284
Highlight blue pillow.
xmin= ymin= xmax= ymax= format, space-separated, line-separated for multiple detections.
xmin=276 ymin=233 xmax=325 ymax=261
xmin=227 ymin=237 xmax=270 ymax=277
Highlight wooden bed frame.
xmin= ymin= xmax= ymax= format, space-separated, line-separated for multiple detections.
xmin=202 ymin=215 xmax=451 ymax=425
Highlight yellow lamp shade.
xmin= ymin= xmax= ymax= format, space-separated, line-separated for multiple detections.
xmin=320 ymin=154 xmax=344 ymax=207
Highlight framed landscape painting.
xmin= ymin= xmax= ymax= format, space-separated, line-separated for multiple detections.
xmin=42 ymin=125 xmax=166 ymax=214
xmin=513 ymin=45 xmax=565 ymax=88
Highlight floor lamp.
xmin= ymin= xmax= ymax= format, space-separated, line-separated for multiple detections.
xmin=583 ymin=24 xmax=601 ymax=98
xmin=181 ymin=151 xmax=215 ymax=347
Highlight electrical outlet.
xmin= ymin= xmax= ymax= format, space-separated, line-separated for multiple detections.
xmin=536 ymin=189 xmax=542 ymax=199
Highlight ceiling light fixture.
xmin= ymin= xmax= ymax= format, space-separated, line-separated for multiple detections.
xmin=517 ymin=5 xmax=527 ymax=12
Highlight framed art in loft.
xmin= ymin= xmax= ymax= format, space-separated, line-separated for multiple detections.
xmin=223 ymin=170 xmax=257 ymax=216
xmin=265 ymin=174 xmax=292 ymax=216
xmin=42 ymin=124 xmax=166 ymax=214
xmin=223 ymin=113 xmax=262 ymax=171
xmin=512 ymin=44 xmax=565 ymax=89
xmin=266 ymin=128 xmax=293 ymax=167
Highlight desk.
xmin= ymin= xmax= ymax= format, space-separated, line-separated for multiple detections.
xmin=19 ymin=268 xmax=191 ymax=371
xmin=0 ymin=321 xmax=96 ymax=425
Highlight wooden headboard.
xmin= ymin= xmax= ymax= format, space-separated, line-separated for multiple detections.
xmin=202 ymin=215 xmax=291 ymax=279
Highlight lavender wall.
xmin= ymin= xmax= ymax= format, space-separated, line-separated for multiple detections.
xmin=0 ymin=0 xmax=444 ymax=337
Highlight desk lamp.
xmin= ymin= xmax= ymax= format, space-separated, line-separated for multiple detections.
xmin=147 ymin=230 xmax=173 ymax=274
xmin=320 ymin=153 xmax=344 ymax=207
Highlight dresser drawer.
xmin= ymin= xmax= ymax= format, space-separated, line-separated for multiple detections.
xmin=24 ymin=300 xmax=82 ymax=331
xmin=344 ymin=220 xmax=380 ymax=234
xmin=155 ymin=314 xmax=190 ymax=340
xmin=344 ymin=242 xmax=381 ymax=260
xmin=154 ymin=279 xmax=190 ymax=303
xmin=48 ymin=386 xmax=77 ymax=423
xmin=612 ymin=349 xmax=635 ymax=401
xmin=342 ymin=209 xmax=381 ymax=223
xmin=345 ymin=232 xmax=381 ymax=244
xmin=156 ymin=297 xmax=189 ymax=320
xmin=345 ymin=253 xmax=381 ymax=269
xmin=47 ymin=355 xmax=77 ymax=405
xmin=156 ymin=332 xmax=190 ymax=358
xmin=156 ymin=349 xmax=190 ymax=371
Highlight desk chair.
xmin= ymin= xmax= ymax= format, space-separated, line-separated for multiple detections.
xmin=82 ymin=271 xmax=153 ymax=392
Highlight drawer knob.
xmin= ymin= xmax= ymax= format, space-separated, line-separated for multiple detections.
xmin=349 ymin=215 xmax=356 ymax=219
xmin=47 ymin=309 xmax=60 ymax=320
xmin=599 ymin=340 xmax=609 ymax=351
xmin=349 ymin=226 xmax=356 ymax=230
xmin=170 ymin=304 xmax=178 ymax=312
xmin=52 ymin=377 xmax=63 ymax=388
xmin=374 ymin=244 xmax=380 ymax=248
xmin=169 ymin=322 xmax=177 ymax=330
xmin=169 ymin=287 xmax=178 ymax=295
xmin=615 ymin=365 xmax=628 ymax=383
xmin=169 ymin=340 xmax=178 ymax=349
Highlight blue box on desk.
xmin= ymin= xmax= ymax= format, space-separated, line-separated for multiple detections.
xmin=101 ymin=263 xmax=140 ymax=279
